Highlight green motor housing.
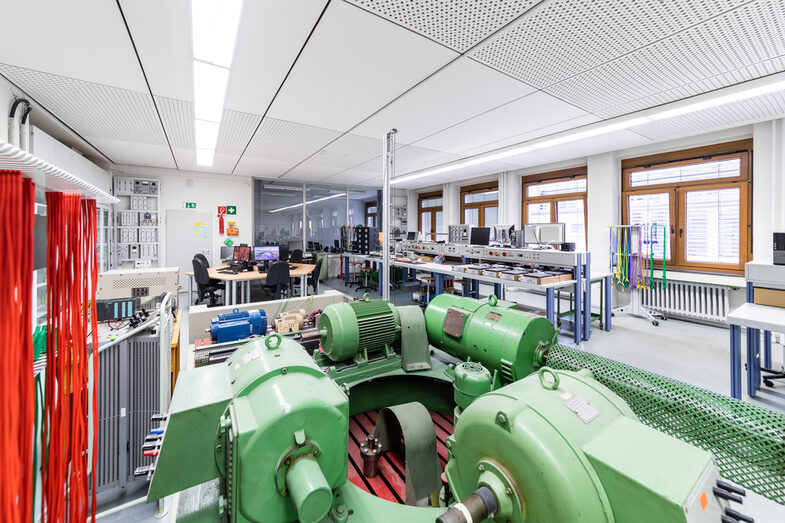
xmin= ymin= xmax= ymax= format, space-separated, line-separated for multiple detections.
xmin=424 ymin=294 xmax=555 ymax=383
xmin=445 ymin=368 xmax=725 ymax=523
xmin=319 ymin=299 xmax=401 ymax=361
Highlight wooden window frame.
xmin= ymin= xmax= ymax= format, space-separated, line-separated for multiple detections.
xmin=621 ymin=140 xmax=752 ymax=274
xmin=417 ymin=190 xmax=443 ymax=241
xmin=460 ymin=181 xmax=499 ymax=228
xmin=522 ymin=167 xmax=588 ymax=246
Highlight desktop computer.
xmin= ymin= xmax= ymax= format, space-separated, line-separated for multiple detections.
xmin=279 ymin=244 xmax=289 ymax=261
xmin=220 ymin=246 xmax=234 ymax=261
xmin=288 ymin=240 xmax=304 ymax=253
xmin=233 ymin=245 xmax=251 ymax=262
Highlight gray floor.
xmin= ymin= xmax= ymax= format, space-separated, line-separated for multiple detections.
xmin=102 ymin=276 xmax=785 ymax=521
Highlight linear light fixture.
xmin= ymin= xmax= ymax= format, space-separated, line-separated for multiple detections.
xmin=392 ymin=74 xmax=785 ymax=186
xmin=191 ymin=0 xmax=243 ymax=166
xmin=268 ymin=192 xmax=344 ymax=213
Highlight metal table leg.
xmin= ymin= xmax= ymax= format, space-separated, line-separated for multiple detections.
xmin=493 ymin=282 xmax=502 ymax=299
xmin=435 ymin=274 xmax=444 ymax=296
xmin=764 ymin=330 xmax=772 ymax=368
xmin=301 ymin=275 xmax=307 ymax=296
xmin=231 ymin=281 xmax=237 ymax=306
xmin=471 ymin=278 xmax=479 ymax=299
xmin=729 ymin=323 xmax=741 ymax=399
xmin=225 ymin=281 xmax=231 ymax=305
xmin=377 ymin=261 xmax=383 ymax=295
xmin=344 ymin=256 xmax=350 ymax=285
xmin=603 ymin=275 xmax=612 ymax=331
xmin=189 ymin=275 xmax=194 ymax=305
xmin=747 ymin=327 xmax=760 ymax=398
xmin=582 ymin=254 xmax=591 ymax=341
xmin=546 ymin=287 xmax=555 ymax=326
xmin=572 ymin=254 xmax=582 ymax=345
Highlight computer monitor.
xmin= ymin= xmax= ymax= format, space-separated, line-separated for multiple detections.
xmin=233 ymin=245 xmax=251 ymax=262
xmin=523 ymin=223 xmax=566 ymax=245
xmin=307 ymin=241 xmax=315 ymax=251
xmin=253 ymin=245 xmax=280 ymax=262
xmin=278 ymin=244 xmax=289 ymax=260
xmin=469 ymin=227 xmax=491 ymax=246
xmin=407 ymin=231 xmax=418 ymax=241
xmin=334 ymin=239 xmax=340 ymax=249
xmin=288 ymin=240 xmax=304 ymax=252
xmin=220 ymin=246 xmax=234 ymax=260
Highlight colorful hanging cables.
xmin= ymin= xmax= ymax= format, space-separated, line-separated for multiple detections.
xmin=0 ymin=171 xmax=35 ymax=523
xmin=610 ymin=224 xmax=668 ymax=290
xmin=42 ymin=192 xmax=99 ymax=523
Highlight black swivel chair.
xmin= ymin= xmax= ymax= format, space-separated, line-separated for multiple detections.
xmin=262 ymin=261 xmax=291 ymax=300
xmin=194 ymin=253 xmax=222 ymax=286
xmin=307 ymin=257 xmax=323 ymax=295
xmin=290 ymin=249 xmax=304 ymax=264
xmin=192 ymin=258 xmax=223 ymax=306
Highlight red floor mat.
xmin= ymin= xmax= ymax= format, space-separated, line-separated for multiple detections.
xmin=347 ymin=410 xmax=454 ymax=503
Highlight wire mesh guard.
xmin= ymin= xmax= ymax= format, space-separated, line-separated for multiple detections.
xmin=547 ymin=345 xmax=785 ymax=505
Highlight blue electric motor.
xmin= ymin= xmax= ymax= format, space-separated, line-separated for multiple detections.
xmin=210 ymin=308 xmax=267 ymax=343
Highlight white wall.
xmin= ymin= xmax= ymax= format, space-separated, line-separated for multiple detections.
xmin=115 ymin=165 xmax=253 ymax=267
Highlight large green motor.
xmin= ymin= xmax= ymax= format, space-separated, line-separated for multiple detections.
xmin=425 ymin=294 xmax=556 ymax=383
xmin=148 ymin=334 xmax=349 ymax=523
xmin=445 ymin=367 xmax=725 ymax=523
xmin=319 ymin=299 xmax=401 ymax=361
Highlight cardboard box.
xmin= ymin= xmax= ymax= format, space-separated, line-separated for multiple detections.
xmin=753 ymin=287 xmax=785 ymax=308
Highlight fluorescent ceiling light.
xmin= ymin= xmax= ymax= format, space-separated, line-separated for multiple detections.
xmin=194 ymin=120 xmax=220 ymax=150
xmin=649 ymin=79 xmax=785 ymax=121
xmin=531 ymin=117 xmax=651 ymax=149
xmin=269 ymin=193 xmax=344 ymax=213
xmin=462 ymin=146 xmax=535 ymax=166
xmin=193 ymin=61 xmax=229 ymax=123
xmin=196 ymin=148 xmax=215 ymax=166
xmin=191 ymin=0 xmax=244 ymax=68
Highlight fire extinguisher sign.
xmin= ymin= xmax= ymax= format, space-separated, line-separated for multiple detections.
xmin=217 ymin=206 xmax=227 ymax=215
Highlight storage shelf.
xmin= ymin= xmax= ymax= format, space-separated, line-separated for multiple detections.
xmin=0 ymin=139 xmax=118 ymax=203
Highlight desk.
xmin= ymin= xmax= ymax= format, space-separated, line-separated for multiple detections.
xmin=186 ymin=263 xmax=316 ymax=305
xmin=727 ymin=303 xmax=784 ymax=399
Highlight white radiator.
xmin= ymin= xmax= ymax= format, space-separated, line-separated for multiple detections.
xmin=641 ymin=280 xmax=731 ymax=324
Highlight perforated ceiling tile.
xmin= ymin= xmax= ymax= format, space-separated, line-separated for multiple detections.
xmin=344 ymin=0 xmax=539 ymax=52
xmin=543 ymin=0 xmax=785 ymax=116
xmin=471 ymin=0 xmax=752 ymax=88
xmin=216 ymin=110 xmax=262 ymax=155
xmin=155 ymin=96 xmax=193 ymax=149
xmin=633 ymin=91 xmax=785 ymax=141
xmin=0 ymin=63 xmax=167 ymax=145
xmin=244 ymin=117 xmax=342 ymax=163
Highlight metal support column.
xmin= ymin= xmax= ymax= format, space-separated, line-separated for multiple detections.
xmin=603 ymin=274 xmax=612 ymax=331
xmin=729 ymin=324 xmax=741 ymax=399
xmin=747 ymin=327 xmax=760 ymax=398
xmin=572 ymin=253 xmax=582 ymax=345
xmin=545 ymin=287 xmax=555 ymax=326
xmin=381 ymin=129 xmax=397 ymax=301
xmin=582 ymin=253 xmax=591 ymax=341
xmin=493 ymin=282 xmax=503 ymax=299
xmin=344 ymin=255 xmax=350 ymax=285
xmin=764 ymin=330 xmax=772 ymax=368
xmin=435 ymin=273 xmax=444 ymax=296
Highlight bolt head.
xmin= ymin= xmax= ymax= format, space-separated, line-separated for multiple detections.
xmin=477 ymin=464 xmax=485 ymax=472
xmin=505 ymin=487 xmax=513 ymax=496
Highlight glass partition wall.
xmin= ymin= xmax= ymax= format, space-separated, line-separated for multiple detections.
xmin=254 ymin=181 xmax=380 ymax=255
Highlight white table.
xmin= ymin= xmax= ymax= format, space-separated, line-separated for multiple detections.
xmin=727 ymin=303 xmax=785 ymax=399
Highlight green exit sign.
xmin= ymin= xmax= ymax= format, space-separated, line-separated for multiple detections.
xmin=183 ymin=201 xmax=197 ymax=209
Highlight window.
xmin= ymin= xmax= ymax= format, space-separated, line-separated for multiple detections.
xmin=622 ymin=140 xmax=752 ymax=273
xmin=365 ymin=202 xmax=377 ymax=228
xmin=418 ymin=191 xmax=443 ymax=240
xmin=522 ymin=168 xmax=587 ymax=251
xmin=461 ymin=182 xmax=498 ymax=228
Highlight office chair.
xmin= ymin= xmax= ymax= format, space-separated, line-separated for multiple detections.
xmin=262 ymin=261 xmax=291 ymax=300
xmin=307 ymin=257 xmax=324 ymax=295
xmin=194 ymin=252 xmax=223 ymax=285
xmin=290 ymin=249 xmax=304 ymax=264
xmin=192 ymin=258 xmax=222 ymax=306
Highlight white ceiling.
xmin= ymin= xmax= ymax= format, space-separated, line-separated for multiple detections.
xmin=0 ymin=0 xmax=783 ymax=188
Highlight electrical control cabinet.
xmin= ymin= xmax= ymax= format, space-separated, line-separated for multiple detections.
xmin=113 ymin=176 xmax=160 ymax=269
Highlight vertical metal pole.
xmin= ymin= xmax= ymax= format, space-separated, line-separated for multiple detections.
xmin=381 ymin=129 xmax=397 ymax=301
xmin=302 ymin=184 xmax=307 ymax=255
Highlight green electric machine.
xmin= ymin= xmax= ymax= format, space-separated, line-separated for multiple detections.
xmin=144 ymin=294 xmax=781 ymax=522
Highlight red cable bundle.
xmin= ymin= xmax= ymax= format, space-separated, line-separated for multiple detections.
xmin=42 ymin=192 xmax=98 ymax=522
xmin=0 ymin=171 xmax=35 ymax=522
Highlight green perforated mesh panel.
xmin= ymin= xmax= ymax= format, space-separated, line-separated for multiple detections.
xmin=547 ymin=345 xmax=785 ymax=505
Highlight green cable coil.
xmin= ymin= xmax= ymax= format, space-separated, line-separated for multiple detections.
xmin=547 ymin=344 xmax=785 ymax=505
